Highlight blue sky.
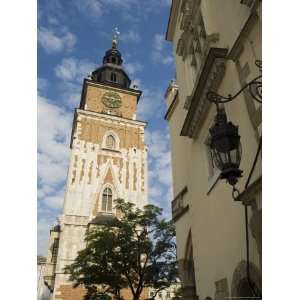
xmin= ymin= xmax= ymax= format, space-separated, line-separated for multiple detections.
xmin=37 ymin=0 xmax=175 ymax=255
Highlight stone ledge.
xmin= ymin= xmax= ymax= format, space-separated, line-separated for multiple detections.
xmin=180 ymin=47 xmax=228 ymax=138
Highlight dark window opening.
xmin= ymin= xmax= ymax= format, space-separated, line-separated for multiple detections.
xmin=111 ymin=57 xmax=116 ymax=64
xmin=111 ymin=72 xmax=117 ymax=82
xmin=51 ymin=238 xmax=59 ymax=263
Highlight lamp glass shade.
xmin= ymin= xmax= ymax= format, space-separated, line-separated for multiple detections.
xmin=209 ymin=110 xmax=243 ymax=185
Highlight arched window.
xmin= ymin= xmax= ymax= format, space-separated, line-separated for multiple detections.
xmin=106 ymin=135 xmax=116 ymax=149
xmin=110 ymin=72 xmax=117 ymax=82
xmin=102 ymin=187 xmax=112 ymax=212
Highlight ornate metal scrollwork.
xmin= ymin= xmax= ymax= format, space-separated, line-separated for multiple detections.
xmin=207 ymin=60 xmax=262 ymax=105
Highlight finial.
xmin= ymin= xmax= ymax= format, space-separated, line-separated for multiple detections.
xmin=112 ymin=27 xmax=120 ymax=49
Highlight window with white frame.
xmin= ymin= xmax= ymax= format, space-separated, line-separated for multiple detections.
xmin=102 ymin=187 xmax=113 ymax=212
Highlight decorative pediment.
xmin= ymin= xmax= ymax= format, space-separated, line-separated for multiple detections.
xmin=98 ymin=160 xmax=121 ymax=197
xmin=176 ymin=2 xmax=220 ymax=73
xmin=181 ymin=48 xmax=228 ymax=138
xmin=103 ymin=166 xmax=114 ymax=184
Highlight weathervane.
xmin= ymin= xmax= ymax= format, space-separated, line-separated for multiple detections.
xmin=112 ymin=27 xmax=120 ymax=48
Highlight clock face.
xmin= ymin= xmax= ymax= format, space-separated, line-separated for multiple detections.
xmin=102 ymin=91 xmax=122 ymax=108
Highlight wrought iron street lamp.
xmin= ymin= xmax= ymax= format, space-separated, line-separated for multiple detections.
xmin=206 ymin=60 xmax=262 ymax=197
xmin=209 ymin=104 xmax=243 ymax=186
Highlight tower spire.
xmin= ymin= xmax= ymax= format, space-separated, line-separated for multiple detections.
xmin=112 ymin=27 xmax=120 ymax=49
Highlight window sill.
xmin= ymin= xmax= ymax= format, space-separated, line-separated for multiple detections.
xmin=101 ymin=147 xmax=121 ymax=153
xmin=207 ymin=169 xmax=221 ymax=195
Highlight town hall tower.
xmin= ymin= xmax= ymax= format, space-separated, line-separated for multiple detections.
xmin=44 ymin=34 xmax=148 ymax=300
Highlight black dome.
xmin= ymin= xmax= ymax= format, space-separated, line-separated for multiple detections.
xmin=103 ymin=48 xmax=123 ymax=65
xmin=91 ymin=43 xmax=131 ymax=88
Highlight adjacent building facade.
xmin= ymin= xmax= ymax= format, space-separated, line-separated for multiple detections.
xmin=44 ymin=38 xmax=149 ymax=300
xmin=164 ymin=1 xmax=261 ymax=299
xmin=38 ymin=256 xmax=51 ymax=300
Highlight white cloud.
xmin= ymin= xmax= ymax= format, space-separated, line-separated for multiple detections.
xmin=75 ymin=0 xmax=103 ymax=16
xmin=37 ymin=94 xmax=72 ymax=187
xmin=38 ymin=185 xmax=55 ymax=199
xmin=59 ymin=81 xmax=82 ymax=108
xmin=138 ymin=94 xmax=173 ymax=202
xmin=47 ymin=16 xmax=59 ymax=25
xmin=38 ymin=94 xmax=72 ymax=255
xmin=162 ymin=56 xmax=174 ymax=65
xmin=38 ymin=217 xmax=56 ymax=255
xmin=38 ymin=77 xmax=48 ymax=92
xmin=120 ymin=30 xmax=141 ymax=43
xmin=145 ymin=130 xmax=169 ymax=158
xmin=43 ymin=188 xmax=65 ymax=210
xmin=152 ymin=33 xmax=174 ymax=65
xmin=38 ymin=26 xmax=77 ymax=54
xmin=37 ymin=93 xmax=73 ymax=255
xmin=137 ymin=88 xmax=165 ymax=120
xmin=55 ymin=57 xmax=96 ymax=82
xmin=146 ymin=129 xmax=173 ymax=200
xmin=149 ymin=185 xmax=163 ymax=198
xmin=73 ymin=0 xmax=170 ymax=21
xmin=124 ymin=61 xmax=143 ymax=76
xmin=38 ymin=153 xmax=69 ymax=187
xmin=154 ymin=34 xmax=165 ymax=52
xmin=54 ymin=57 xmax=96 ymax=108
xmin=146 ymin=130 xmax=173 ymax=214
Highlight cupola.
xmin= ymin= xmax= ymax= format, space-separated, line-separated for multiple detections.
xmin=91 ymin=29 xmax=131 ymax=89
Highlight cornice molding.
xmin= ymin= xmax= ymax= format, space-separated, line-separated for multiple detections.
xmin=180 ymin=47 xmax=228 ymax=138
xmin=166 ymin=0 xmax=181 ymax=42
xmin=76 ymin=109 xmax=147 ymax=126
xmin=70 ymin=109 xmax=147 ymax=149
xmin=228 ymin=12 xmax=259 ymax=61
xmin=164 ymin=92 xmax=179 ymax=121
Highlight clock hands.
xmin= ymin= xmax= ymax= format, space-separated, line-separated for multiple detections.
xmin=102 ymin=92 xmax=122 ymax=108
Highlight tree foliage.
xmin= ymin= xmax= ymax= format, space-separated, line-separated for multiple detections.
xmin=65 ymin=199 xmax=178 ymax=300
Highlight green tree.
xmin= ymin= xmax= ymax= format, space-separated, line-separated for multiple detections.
xmin=65 ymin=199 xmax=178 ymax=300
